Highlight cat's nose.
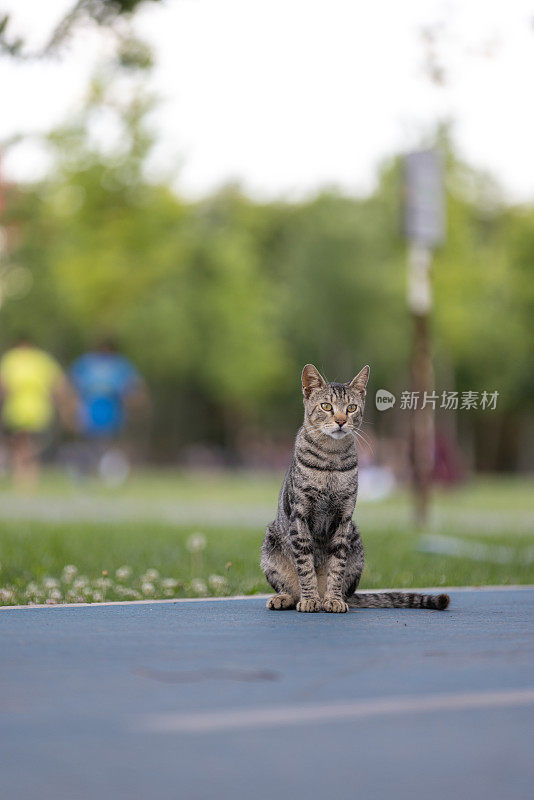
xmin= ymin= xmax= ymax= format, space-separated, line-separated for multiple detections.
xmin=335 ymin=418 xmax=347 ymax=428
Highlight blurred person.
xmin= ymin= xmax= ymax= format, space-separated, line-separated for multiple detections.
xmin=69 ymin=338 xmax=149 ymax=483
xmin=0 ymin=335 xmax=75 ymax=488
xmin=433 ymin=431 xmax=465 ymax=486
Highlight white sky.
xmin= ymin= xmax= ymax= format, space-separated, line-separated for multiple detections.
xmin=1 ymin=0 xmax=534 ymax=201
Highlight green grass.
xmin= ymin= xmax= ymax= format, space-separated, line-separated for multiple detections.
xmin=0 ymin=522 xmax=268 ymax=604
xmin=0 ymin=468 xmax=283 ymax=504
xmin=0 ymin=472 xmax=533 ymax=606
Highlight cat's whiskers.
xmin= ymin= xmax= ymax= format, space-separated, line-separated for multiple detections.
xmin=356 ymin=426 xmax=373 ymax=446
xmin=354 ymin=428 xmax=374 ymax=455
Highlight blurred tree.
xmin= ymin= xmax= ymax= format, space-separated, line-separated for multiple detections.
xmin=1 ymin=67 xmax=533 ymax=468
xmin=0 ymin=53 xmax=291 ymax=454
xmin=430 ymin=153 xmax=532 ymax=471
xmin=271 ymin=173 xmax=408 ymax=389
xmin=0 ymin=1 xmax=161 ymax=59
xmin=433 ymin=158 xmax=525 ymax=402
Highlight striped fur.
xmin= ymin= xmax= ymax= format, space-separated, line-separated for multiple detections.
xmin=261 ymin=364 xmax=450 ymax=614
xmin=348 ymin=592 xmax=449 ymax=610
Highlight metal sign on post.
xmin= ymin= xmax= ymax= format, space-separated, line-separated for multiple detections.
xmin=403 ymin=149 xmax=445 ymax=527
xmin=404 ymin=150 xmax=445 ymax=248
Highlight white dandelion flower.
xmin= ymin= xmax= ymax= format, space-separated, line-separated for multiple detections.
xmin=190 ymin=578 xmax=207 ymax=596
xmin=61 ymin=565 xmax=78 ymax=583
xmin=115 ymin=566 xmax=132 ymax=581
xmin=43 ymin=577 xmax=59 ymax=590
xmin=208 ymin=574 xmax=227 ymax=594
xmin=162 ymin=578 xmax=178 ymax=590
xmin=142 ymin=569 xmax=160 ymax=582
xmin=186 ymin=533 xmax=207 ymax=553
xmin=0 ymin=587 xmax=15 ymax=603
xmin=141 ymin=581 xmax=155 ymax=596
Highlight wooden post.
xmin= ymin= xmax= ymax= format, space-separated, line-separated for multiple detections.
xmin=407 ymin=244 xmax=434 ymax=527
xmin=404 ymin=151 xmax=444 ymax=528
xmin=411 ymin=310 xmax=434 ymax=526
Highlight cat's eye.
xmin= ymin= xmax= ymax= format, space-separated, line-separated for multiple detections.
xmin=347 ymin=404 xmax=358 ymax=413
xmin=320 ymin=402 xmax=332 ymax=412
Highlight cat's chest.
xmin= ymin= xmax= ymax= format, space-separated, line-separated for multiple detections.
xmin=304 ymin=470 xmax=357 ymax=513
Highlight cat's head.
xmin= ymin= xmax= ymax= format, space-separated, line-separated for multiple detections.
xmin=301 ymin=363 xmax=370 ymax=440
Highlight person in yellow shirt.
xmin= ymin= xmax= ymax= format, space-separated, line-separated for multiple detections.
xmin=0 ymin=337 xmax=75 ymax=487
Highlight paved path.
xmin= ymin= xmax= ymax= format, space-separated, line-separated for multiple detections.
xmin=1 ymin=588 xmax=534 ymax=800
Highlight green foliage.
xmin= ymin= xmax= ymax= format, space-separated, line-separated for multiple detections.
xmin=1 ymin=59 xmax=533 ymax=459
xmin=1 ymin=1 xmax=162 ymax=59
xmin=432 ymin=161 xmax=528 ymax=406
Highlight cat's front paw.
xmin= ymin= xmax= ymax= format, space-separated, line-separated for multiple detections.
xmin=297 ymin=597 xmax=321 ymax=613
xmin=322 ymin=596 xmax=349 ymax=613
xmin=267 ymin=593 xmax=296 ymax=610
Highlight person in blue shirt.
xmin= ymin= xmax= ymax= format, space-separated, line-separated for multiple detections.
xmin=70 ymin=338 xmax=146 ymax=439
xmin=69 ymin=339 xmax=149 ymax=483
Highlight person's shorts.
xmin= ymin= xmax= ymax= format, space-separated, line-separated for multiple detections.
xmin=2 ymin=426 xmax=49 ymax=453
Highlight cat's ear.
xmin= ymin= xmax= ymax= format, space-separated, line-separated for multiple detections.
xmin=302 ymin=364 xmax=326 ymax=398
xmin=348 ymin=365 xmax=370 ymax=396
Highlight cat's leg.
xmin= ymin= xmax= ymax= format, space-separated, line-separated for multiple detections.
xmin=343 ymin=524 xmax=365 ymax=600
xmin=264 ymin=554 xmax=299 ymax=610
xmin=290 ymin=514 xmax=321 ymax=612
xmin=316 ymin=564 xmax=327 ymax=600
xmin=323 ymin=517 xmax=357 ymax=613
xmin=262 ymin=524 xmax=299 ymax=610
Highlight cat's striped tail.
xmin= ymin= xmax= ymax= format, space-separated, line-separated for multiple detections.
xmin=348 ymin=591 xmax=450 ymax=610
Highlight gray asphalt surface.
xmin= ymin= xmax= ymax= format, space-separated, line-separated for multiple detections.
xmin=1 ymin=588 xmax=534 ymax=800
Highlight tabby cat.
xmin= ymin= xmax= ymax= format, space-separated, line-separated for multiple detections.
xmin=261 ymin=364 xmax=449 ymax=613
